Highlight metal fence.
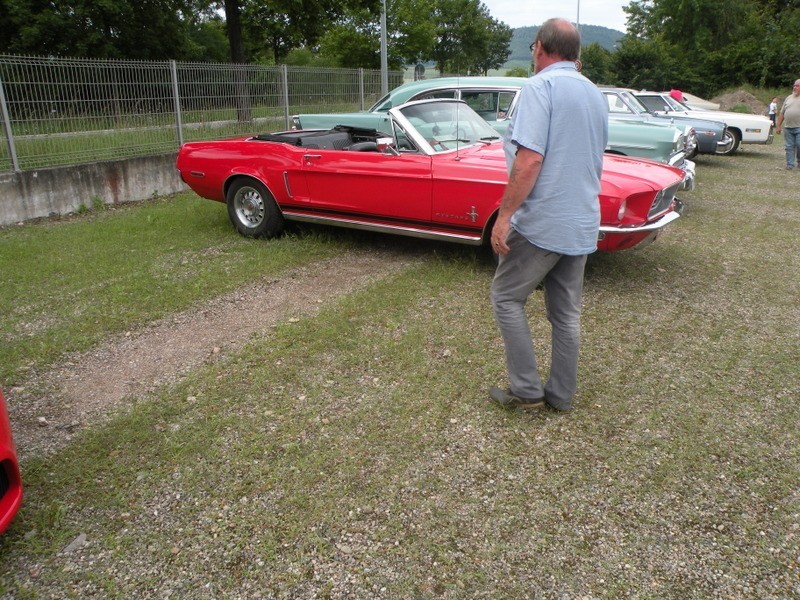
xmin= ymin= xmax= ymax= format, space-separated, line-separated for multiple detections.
xmin=0 ymin=55 xmax=404 ymax=173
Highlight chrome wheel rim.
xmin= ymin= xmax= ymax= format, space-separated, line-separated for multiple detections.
xmin=234 ymin=186 xmax=265 ymax=228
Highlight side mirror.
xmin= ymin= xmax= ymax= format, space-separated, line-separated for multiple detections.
xmin=376 ymin=137 xmax=399 ymax=155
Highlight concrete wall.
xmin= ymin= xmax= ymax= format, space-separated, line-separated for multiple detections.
xmin=0 ymin=154 xmax=187 ymax=227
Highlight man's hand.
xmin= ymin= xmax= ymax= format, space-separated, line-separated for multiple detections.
xmin=491 ymin=217 xmax=511 ymax=255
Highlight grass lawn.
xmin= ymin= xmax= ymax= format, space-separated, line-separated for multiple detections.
xmin=0 ymin=141 xmax=798 ymax=597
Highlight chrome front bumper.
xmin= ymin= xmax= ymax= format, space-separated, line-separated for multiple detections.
xmin=600 ymin=199 xmax=684 ymax=235
xmin=680 ymin=159 xmax=696 ymax=191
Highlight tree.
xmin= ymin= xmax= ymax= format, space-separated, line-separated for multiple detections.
xmin=620 ymin=0 xmax=800 ymax=93
xmin=224 ymin=0 xmax=247 ymax=63
xmin=389 ymin=0 xmax=438 ymax=66
xmin=314 ymin=0 xmax=435 ymax=69
xmin=0 ymin=0 xmax=208 ymax=60
xmin=240 ymin=0 xmax=380 ymax=64
xmin=186 ymin=17 xmax=231 ymax=63
xmin=580 ymin=43 xmax=615 ymax=86
xmin=317 ymin=12 xmax=385 ymax=69
xmin=471 ymin=18 xmax=513 ymax=75
xmin=429 ymin=0 xmax=510 ymax=75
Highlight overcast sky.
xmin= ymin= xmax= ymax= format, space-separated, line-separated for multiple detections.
xmin=480 ymin=0 xmax=630 ymax=32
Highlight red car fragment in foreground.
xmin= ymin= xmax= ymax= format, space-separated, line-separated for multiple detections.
xmin=0 ymin=388 xmax=22 ymax=534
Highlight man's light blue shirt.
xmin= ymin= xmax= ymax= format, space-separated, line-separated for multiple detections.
xmin=503 ymin=61 xmax=608 ymax=255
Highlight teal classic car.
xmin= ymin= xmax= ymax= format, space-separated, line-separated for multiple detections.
xmin=292 ymin=76 xmax=696 ymax=190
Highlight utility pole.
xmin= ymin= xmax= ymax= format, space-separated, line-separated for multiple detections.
xmin=380 ymin=0 xmax=388 ymax=95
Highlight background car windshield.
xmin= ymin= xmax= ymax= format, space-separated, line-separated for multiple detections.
xmin=607 ymin=94 xmax=634 ymax=114
xmin=623 ymin=92 xmax=652 ymax=112
xmin=662 ymin=95 xmax=686 ymax=110
xmin=636 ymin=95 xmax=669 ymax=112
xmin=370 ymin=94 xmax=393 ymax=112
xmin=398 ymin=101 xmax=499 ymax=152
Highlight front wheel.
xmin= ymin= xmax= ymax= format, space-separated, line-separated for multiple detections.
xmin=717 ymin=129 xmax=740 ymax=156
xmin=226 ymin=178 xmax=285 ymax=238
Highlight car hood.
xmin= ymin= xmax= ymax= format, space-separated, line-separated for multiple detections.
xmin=682 ymin=108 xmax=770 ymax=125
xmin=601 ymin=154 xmax=685 ymax=193
xmin=445 ymin=143 xmax=685 ymax=193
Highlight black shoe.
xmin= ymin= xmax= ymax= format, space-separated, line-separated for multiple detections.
xmin=488 ymin=387 xmax=545 ymax=409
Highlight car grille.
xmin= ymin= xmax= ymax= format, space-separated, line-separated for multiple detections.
xmin=648 ymin=182 xmax=681 ymax=219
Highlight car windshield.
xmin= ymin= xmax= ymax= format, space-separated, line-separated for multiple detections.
xmin=661 ymin=95 xmax=687 ymax=111
xmin=370 ymin=93 xmax=392 ymax=112
xmin=396 ymin=100 xmax=501 ymax=153
xmin=622 ymin=92 xmax=651 ymax=113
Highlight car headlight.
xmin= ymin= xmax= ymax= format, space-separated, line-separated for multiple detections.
xmin=617 ymin=200 xmax=627 ymax=221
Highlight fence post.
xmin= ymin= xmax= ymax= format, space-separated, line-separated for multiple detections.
xmin=282 ymin=65 xmax=290 ymax=130
xmin=170 ymin=60 xmax=184 ymax=147
xmin=359 ymin=68 xmax=365 ymax=111
xmin=0 ymin=74 xmax=20 ymax=173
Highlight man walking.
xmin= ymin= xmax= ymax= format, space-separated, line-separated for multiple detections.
xmin=776 ymin=79 xmax=800 ymax=170
xmin=488 ymin=18 xmax=608 ymax=413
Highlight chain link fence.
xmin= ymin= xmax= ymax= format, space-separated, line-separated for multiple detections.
xmin=0 ymin=55 xmax=404 ymax=173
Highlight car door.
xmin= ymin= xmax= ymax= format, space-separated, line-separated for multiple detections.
xmin=301 ymin=145 xmax=434 ymax=224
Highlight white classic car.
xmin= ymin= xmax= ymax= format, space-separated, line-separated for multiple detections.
xmin=635 ymin=91 xmax=773 ymax=154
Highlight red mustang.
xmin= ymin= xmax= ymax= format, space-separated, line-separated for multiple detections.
xmin=177 ymin=99 xmax=685 ymax=253
xmin=0 ymin=388 xmax=22 ymax=534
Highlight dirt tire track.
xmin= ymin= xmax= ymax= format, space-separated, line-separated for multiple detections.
xmin=7 ymin=248 xmax=421 ymax=460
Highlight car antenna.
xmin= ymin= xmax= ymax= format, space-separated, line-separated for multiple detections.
xmin=455 ymin=100 xmax=462 ymax=160
xmin=455 ymin=74 xmax=462 ymax=161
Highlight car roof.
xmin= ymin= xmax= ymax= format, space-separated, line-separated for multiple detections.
xmin=599 ymin=86 xmax=637 ymax=94
xmin=374 ymin=76 xmax=529 ymax=109
xmin=392 ymin=76 xmax=528 ymax=94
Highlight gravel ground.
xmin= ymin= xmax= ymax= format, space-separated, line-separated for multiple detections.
xmin=6 ymin=248 xmax=422 ymax=461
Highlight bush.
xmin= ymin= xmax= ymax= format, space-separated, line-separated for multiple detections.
xmin=505 ymin=67 xmax=529 ymax=78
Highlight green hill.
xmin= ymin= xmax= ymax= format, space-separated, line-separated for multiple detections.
xmin=509 ymin=25 xmax=624 ymax=62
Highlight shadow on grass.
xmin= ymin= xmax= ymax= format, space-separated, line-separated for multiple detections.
xmin=287 ymin=220 xmax=497 ymax=268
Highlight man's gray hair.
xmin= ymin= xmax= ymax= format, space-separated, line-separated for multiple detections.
xmin=535 ymin=18 xmax=582 ymax=62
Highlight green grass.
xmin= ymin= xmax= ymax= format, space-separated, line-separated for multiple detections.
xmin=0 ymin=193 xmax=350 ymax=385
xmin=0 ymin=101 xmax=375 ymax=170
xmin=1 ymin=141 xmax=798 ymax=597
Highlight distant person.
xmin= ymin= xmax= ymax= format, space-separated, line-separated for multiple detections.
xmin=776 ymin=80 xmax=800 ymax=170
xmin=488 ymin=18 xmax=608 ymax=413
xmin=768 ymin=96 xmax=778 ymax=127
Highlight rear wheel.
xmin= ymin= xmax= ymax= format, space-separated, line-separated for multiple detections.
xmin=226 ymin=178 xmax=285 ymax=238
xmin=718 ymin=129 xmax=740 ymax=156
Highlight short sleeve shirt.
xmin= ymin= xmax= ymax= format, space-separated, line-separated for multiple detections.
xmin=781 ymin=94 xmax=800 ymax=128
xmin=503 ymin=62 xmax=608 ymax=255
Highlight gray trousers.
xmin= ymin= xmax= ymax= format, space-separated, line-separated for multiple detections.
xmin=490 ymin=229 xmax=588 ymax=411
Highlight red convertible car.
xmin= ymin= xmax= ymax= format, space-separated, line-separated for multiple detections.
xmin=177 ymin=99 xmax=685 ymax=253
xmin=0 ymin=388 xmax=22 ymax=534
